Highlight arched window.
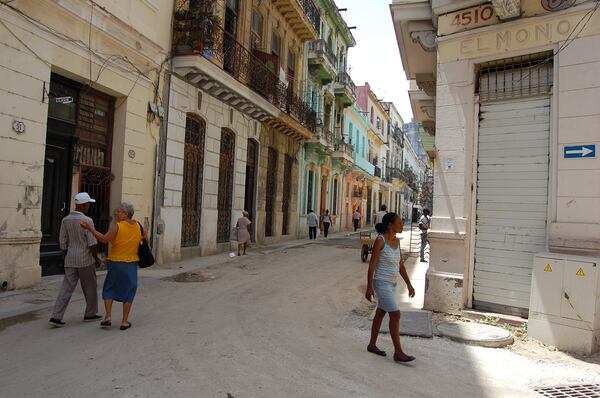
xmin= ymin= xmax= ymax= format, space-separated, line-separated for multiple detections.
xmin=306 ymin=167 xmax=315 ymax=213
xmin=217 ymin=128 xmax=235 ymax=243
xmin=370 ymin=106 xmax=374 ymax=124
xmin=332 ymin=176 xmax=339 ymax=215
xmin=181 ymin=114 xmax=206 ymax=247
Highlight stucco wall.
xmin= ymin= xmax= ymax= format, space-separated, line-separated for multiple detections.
xmin=0 ymin=1 xmax=167 ymax=289
xmin=159 ymin=76 xmax=256 ymax=263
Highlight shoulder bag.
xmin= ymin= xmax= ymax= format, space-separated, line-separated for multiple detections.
xmin=137 ymin=222 xmax=155 ymax=268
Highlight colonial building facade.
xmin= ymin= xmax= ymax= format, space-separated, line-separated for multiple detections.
xmin=156 ymin=0 xmax=319 ymax=263
xmin=0 ymin=0 xmax=171 ymax=289
xmin=392 ymin=0 xmax=600 ymax=316
xmin=297 ymin=0 xmax=356 ymax=237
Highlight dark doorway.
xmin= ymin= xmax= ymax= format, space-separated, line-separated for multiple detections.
xmin=265 ymin=147 xmax=277 ymax=237
xmin=281 ymin=154 xmax=292 ymax=235
xmin=244 ymin=139 xmax=258 ymax=241
xmin=40 ymin=76 xmax=79 ymax=276
xmin=181 ymin=115 xmax=206 ymax=247
xmin=217 ymin=128 xmax=235 ymax=243
xmin=40 ymin=131 xmax=76 ymax=276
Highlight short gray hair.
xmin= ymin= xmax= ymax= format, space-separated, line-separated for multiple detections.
xmin=242 ymin=210 xmax=249 ymax=217
xmin=121 ymin=202 xmax=135 ymax=218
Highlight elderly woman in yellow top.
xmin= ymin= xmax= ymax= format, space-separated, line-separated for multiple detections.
xmin=81 ymin=202 xmax=144 ymax=330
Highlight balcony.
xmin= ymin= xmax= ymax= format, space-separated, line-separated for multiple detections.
xmin=332 ymin=141 xmax=354 ymax=165
xmin=334 ymin=71 xmax=357 ymax=107
xmin=172 ymin=6 xmax=316 ymax=138
xmin=273 ymin=0 xmax=320 ymax=41
xmin=306 ymin=126 xmax=334 ymax=154
xmin=307 ymin=40 xmax=337 ymax=84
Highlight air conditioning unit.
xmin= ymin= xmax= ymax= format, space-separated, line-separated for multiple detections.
xmin=529 ymin=252 xmax=600 ymax=353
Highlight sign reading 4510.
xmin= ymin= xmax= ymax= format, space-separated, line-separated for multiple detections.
xmin=439 ymin=4 xmax=499 ymax=36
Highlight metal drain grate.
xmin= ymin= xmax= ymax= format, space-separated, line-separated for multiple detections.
xmin=535 ymin=384 xmax=600 ymax=397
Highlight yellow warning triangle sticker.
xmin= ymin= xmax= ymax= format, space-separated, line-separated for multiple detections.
xmin=576 ymin=268 xmax=585 ymax=277
xmin=544 ymin=264 xmax=552 ymax=272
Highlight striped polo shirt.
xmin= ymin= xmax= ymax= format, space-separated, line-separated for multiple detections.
xmin=59 ymin=211 xmax=97 ymax=268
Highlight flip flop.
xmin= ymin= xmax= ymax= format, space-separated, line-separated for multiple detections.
xmin=394 ymin=354 xmax=415 ymax=363
xmin=100 ymin=320 xmax=111 ymax=327
xmin=367 ymin=346 xmax=387 ymax=357
xmin=119 ymin=322 xmax=132 ymax=331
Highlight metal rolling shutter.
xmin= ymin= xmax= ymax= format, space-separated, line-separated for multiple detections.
xmin=473 ymin=97 xmax=550 ymax=316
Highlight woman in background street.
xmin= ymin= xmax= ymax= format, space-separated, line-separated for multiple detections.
xmin=81 ymin=202 xmax=143 ymax=331
xmin=365 ymin=212 xmax=416 ymax=363
xmin=236 ymin=211 xmax=252 ymax=256
xmin=322 ymin=209 xmax=332 ymax=238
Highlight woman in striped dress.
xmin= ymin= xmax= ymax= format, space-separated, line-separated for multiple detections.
xmin=365 ymin=212 xmax=416 ymax=362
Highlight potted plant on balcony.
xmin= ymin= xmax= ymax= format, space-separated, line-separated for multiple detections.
xmin=173 ymin=0 xmax=220 ymax=56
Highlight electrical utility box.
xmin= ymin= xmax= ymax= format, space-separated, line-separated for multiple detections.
xmin=529 ymin=252 xmax=600 ymax=353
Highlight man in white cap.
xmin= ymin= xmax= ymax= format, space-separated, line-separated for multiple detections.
xmin=49 ymin=192 xmax=102 ymax=327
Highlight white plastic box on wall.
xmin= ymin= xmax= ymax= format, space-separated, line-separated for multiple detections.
xmin=529 ymin=252 xmax=600 ymax=353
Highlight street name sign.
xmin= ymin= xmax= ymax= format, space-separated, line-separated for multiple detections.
xmin=563 ymin=145 xmax=596 ymax=159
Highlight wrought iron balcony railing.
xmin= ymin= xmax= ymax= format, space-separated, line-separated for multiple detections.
xmin=297 ymin=0 xmax=321 ymax=34
xmin=333 ymin=141 xmax=354 ymax=158
xmin=173 ymin=7 xmax=316 ymax=132
xmin=335 ymin=71 xmax=357 ymax=96
xmin=308 ymin=40 xmax=337 ymax=68
xmin=374 ymin=166 xmax=382 ymax=178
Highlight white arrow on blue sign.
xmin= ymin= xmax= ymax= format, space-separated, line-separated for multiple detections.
xmin=564 ymin=145 xmax=596 ymax=159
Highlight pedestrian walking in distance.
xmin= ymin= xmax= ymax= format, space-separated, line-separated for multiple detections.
xmin=81 ymin=202 xmax=144 ymax=331
xmin=375 ymin=204 xmax=387 ymax=225
xmin=419 ymin=209 xmax=431 ymax=263
xmin=352 ymin=209 xmax=361 ymax=231
xmin=307 ymin=209 xmax=318 ymax=240
xmin=49 ymin=193 xmax=102 ymax=327
xmin=236 ymin=211 xmax=252 ymax=256
xmin=365 ymin=212 xmax=416 ymax=363
xmin=322 ymin=209 xmax=332 ymax=238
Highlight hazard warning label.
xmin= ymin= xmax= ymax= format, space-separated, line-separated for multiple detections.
xmin=544 ymin=264 xmax=552 ymax=273
xmin=576 ymin=268 xmax=585 ymax=277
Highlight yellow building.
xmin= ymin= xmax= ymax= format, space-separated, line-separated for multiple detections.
xmin=0 ymin=0 xmax=172 ymax=288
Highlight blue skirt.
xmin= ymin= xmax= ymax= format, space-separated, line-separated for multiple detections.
xmin=374 ymin=279 xmax=399 ymax=312
xmin=103 ymin=261 xmax=138 ymax=303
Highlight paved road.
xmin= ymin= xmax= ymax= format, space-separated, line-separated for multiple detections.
xmin=1 ymin=236 xmax=599 ymax=398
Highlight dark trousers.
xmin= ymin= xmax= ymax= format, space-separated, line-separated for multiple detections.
xmin=309 ymin=226 xmax=317 ymax=239
xmin=323 ymin=222 xmax=330 ymax=237
xmin=353 ymin=219 xmax=359 ymax=231
xmin=51 ymin=265 xmax=98 ymax=320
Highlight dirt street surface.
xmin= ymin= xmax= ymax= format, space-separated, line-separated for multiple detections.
xmin=1 ymin=236 xmax=599 ymax=398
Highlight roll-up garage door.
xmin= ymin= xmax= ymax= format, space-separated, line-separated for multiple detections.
xmin=473 ymin=96 xmax=550 ymax=316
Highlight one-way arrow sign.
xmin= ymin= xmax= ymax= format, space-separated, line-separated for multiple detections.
xmin=564 ymin=144 xmax=596 ymax=159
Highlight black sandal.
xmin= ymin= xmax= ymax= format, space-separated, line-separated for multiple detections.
xmin=100 ymin=320 xmax=111 ymax=327
xmin=394 ymin=354 xmax=415 ymax=363
xmin=119 ymin=322 xmax=132 ymax=331
xmin=367 ymin=346 xmax=387 ymax=357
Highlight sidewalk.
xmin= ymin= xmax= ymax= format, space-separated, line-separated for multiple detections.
xmin=0 ymin=228 xmax=361 ymax=323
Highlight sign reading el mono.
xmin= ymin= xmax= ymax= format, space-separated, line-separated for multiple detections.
xmin=438 ymin=11 xmax=600 ymax=62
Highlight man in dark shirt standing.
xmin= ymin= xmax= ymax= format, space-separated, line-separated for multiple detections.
xmin=49 ymin=192 xmax=102 ymax=327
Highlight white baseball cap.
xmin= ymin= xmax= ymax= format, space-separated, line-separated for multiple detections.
xmin=74 ymin=192 xmax=96 ymax=204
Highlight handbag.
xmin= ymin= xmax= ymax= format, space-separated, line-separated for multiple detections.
xmin=137 ymin=222 xmax=155 ymax=268
xmin=230 ymin=227 xmax=239 ymax=242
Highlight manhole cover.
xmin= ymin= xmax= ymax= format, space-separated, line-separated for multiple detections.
xmin=534 ymin=384 xmax=600 ymax=397
xmin=164 ymin=271 xmax=216 ymax=283
xmin=436 ymin=321 xmax=514 ymax=347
